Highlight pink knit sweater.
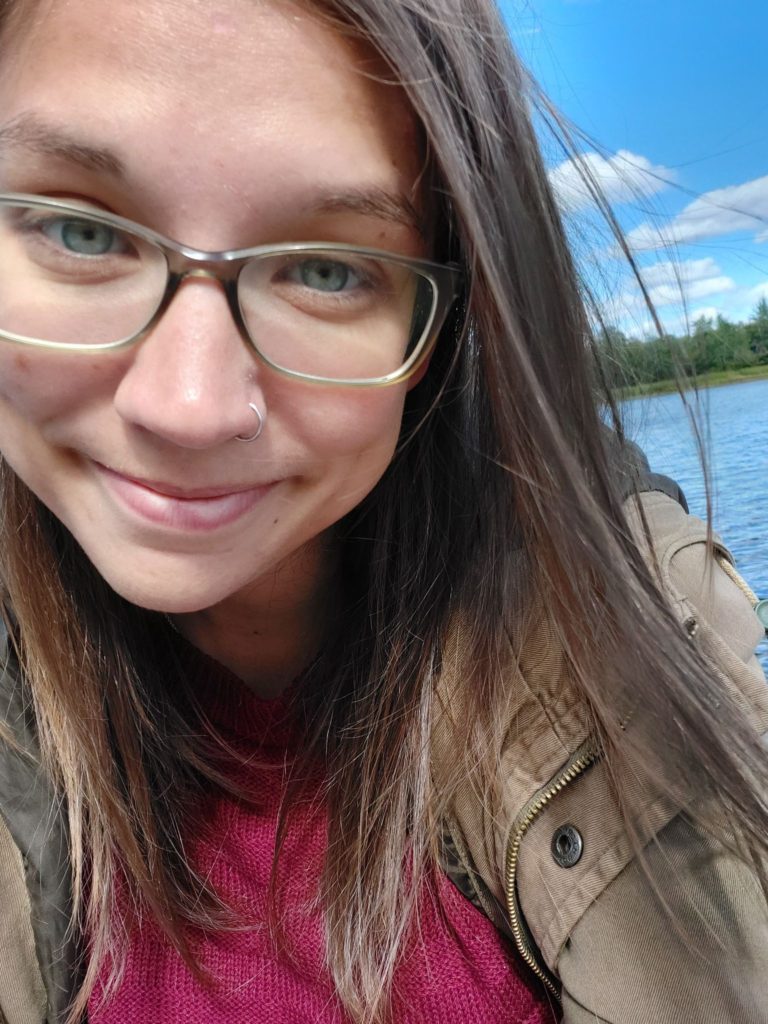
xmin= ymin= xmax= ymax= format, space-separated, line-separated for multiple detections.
xmin=89 ymin=668 xmax=558 ymax=1024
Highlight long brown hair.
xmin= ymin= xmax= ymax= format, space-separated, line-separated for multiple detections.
xmin=1 ymin=1 xmax=767 ymax=1022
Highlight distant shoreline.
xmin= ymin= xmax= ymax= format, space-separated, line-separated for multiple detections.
xmin=618 ymin=364 xmax=768 ymax=399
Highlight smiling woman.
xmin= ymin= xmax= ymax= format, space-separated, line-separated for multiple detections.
xmin=0 ymin=1 xmax=766 ymax=1024
xmin=0 ymin=0 xmax=432 ymax=630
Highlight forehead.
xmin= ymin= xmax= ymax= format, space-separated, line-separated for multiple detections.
xmin=3 ymin=0 xmax=386 ymax=108
xmin=0 ymin=0 xmax=423 ymax=244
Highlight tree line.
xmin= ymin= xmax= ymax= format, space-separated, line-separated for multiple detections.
xmin=597 ymin=298 xmax=768 ymax=390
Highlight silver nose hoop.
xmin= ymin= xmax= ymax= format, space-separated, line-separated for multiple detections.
xmin=235 ymin=402 xmax=265 ymax=442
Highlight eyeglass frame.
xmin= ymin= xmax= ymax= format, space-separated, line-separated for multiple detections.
xmin=0 ymin=192 xmax=463 ymax=388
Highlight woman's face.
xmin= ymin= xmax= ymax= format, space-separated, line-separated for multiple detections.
xmin=0 ymin=0 xmax=426 ymax=612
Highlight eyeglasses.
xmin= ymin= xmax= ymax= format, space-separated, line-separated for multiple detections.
xmin=0 ymin=193 xmax=461 ymax=387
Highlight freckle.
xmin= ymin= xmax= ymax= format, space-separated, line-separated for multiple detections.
xmin=273 ymin=518 xmax=279 ymax=525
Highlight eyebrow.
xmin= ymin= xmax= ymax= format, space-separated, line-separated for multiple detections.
xmin=312 ymin=187 xmax=424 ymax=236
xmin=0 ymin=114 xmax=423 ymax=235
xmin=0 ymin=113 xmax=126 ymax=176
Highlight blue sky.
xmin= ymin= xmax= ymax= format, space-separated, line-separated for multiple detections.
xmin=500 ymin=0 xmax=768 ymax=336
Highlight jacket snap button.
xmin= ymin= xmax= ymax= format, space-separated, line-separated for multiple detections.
xmin=551 ymin=824 xmax=583 ymax=868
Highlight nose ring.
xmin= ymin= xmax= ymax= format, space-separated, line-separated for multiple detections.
xmin=235 ymin=402 xmax=265 ymax=442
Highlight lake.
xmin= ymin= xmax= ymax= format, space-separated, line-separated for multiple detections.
xmin=623 ymin=378 xmax=768 ymax=670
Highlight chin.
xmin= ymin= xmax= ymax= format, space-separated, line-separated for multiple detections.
xmin=86 ymin=556 xmax=242 ymax=615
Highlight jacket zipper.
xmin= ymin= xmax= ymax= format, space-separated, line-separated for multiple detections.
xmin=503 ymin=739 xmax=599 ymax=996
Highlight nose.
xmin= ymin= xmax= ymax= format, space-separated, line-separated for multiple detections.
xmin=113 ymin=276 xmax=265 ymax=449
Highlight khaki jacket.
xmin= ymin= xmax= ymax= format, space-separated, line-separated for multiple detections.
xmin=436 ymin=490 xmax=768 ymax=1022
xmin=1 ymin=491 xmax=767 ymax=1023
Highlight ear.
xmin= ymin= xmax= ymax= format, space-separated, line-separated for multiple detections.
xmin=406 ymin=355 xmax=432 ymax=391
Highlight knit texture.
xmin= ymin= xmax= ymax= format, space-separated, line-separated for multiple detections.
xmin=89 ymin=664 xmax=558 ymax=1023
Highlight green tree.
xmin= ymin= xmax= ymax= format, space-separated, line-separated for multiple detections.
xmin=746 ymin=298 xmax=768 ymax=362
xmin=689 ymin=315 xmax=716 ymax=374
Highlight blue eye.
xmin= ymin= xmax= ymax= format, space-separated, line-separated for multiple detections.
xmin=44 ymin=218 xmax=123 ymax=256
xmin=293 ymin=258 xmax=361 ymax=292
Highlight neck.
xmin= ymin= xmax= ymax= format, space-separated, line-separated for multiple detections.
xmin=170 ymin=539 xmax=340 ymax=699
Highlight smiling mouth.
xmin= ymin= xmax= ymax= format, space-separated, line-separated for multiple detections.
xmin=93 ymin=462 xmax=277 ymax=531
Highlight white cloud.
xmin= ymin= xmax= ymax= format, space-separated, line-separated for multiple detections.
xmin=620 ymin=312 xmax=684 ymax=339
xmin=702 ymin=283 xmax=768 ymax=325
xmin=549 ymin=149 xmax=674 ymax=213
xmin=618 ymin=306 xmax=724 ymax=340
xmin=639 ymin=257 xmax=721 ymax=289
xmin=626 ymin=174 xmax=768 ymax=251
xmin=688 ymin=306 xmax=720 ymax=323
xmin=647 ymin=276 xmax=736 ymax=309
xmin=746 ymin=281 xmax=768 ymax=304
xmin=615 ymin=258 xmax=736 ymax=314
xmin=618 ymin=282 xmax=768 ymax=337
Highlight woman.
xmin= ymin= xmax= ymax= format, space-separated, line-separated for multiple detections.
xmin=0 ymin=0 xmax=766 ymax=1022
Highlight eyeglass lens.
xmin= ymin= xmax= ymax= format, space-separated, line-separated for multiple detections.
xmin=0 ymin=201 xmax=437 ymax=381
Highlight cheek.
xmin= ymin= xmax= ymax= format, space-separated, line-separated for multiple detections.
xmin=0 ymin=349 xmax=118 ymax=420
xmin=287 ymin=385 xmax=407 ymax=463
xmin=275 ymin=384 xmax=407 ymax=518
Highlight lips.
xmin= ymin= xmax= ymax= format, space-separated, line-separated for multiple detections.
xmin=93 ymin=462 xmax=276 ymax=531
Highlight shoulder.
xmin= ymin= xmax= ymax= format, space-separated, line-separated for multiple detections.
xmin=522 ymin=491 xmax=768 ymax=977
xmin=438 ymin=490 xmax=768 ymax=1019
xmin=625 ymin=489 xmax=767 ymax=711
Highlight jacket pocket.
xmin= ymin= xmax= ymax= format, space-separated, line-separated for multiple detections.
xmin=556 ymin=805 xmax=768 ymax=1024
